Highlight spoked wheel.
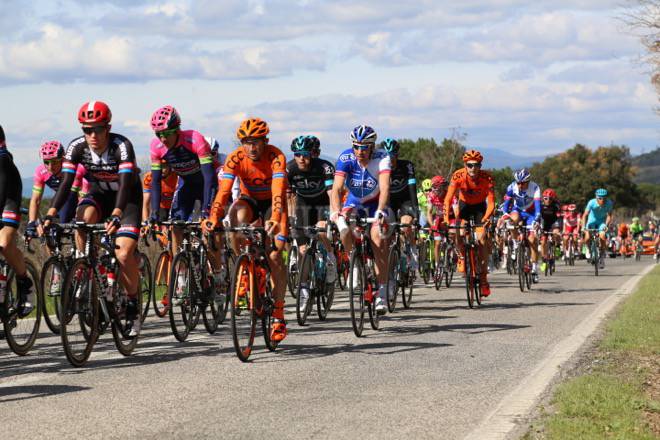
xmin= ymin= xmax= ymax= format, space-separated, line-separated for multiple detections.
xmin=445 ymin=248 xmax=456 ymax=288
xmin=260 ymin=262 xmax=279 ymax=353
xmin=465 ymin=248 xmax=476 ymax=308
xmin=592 ymin=241 xmax=600 ymax=276
xmin=203 ymin=257 xmax=231 ymax=333
xmin=296 ymin=251 xmax=315 ymax=326
xmin=40 ymin=256 xmax=65 ymax=335
xmin=230 ymin=255 xmax=257 ymax=362
xmin=3 ymin=261 xmax=42 ymax=356
xmin=138 ymin=252 xmax=152 ymax=323
xmin=110 ymin=280 xmax=141 ymax=357
xmin=317 ymin=278 xmax=333 ymax=321
xmin=367 ymin=280 xmax=379 ymax=330
xmin=287 ymin=246 xmax=299 ymax=299
xmin=348 ymin=252 xmax=366 ymax=337
xmin=418 ymin=240 xmax=428 ymax=282
xmin=335 ymin=248 xmax=348 ymax=291
xmin=201 ymin=269 xmax=219 ymax=335
xmin=60 ymin=258 xmax=98 ymax=367
xmin=153 ymin=251 xmax=172 ymax=318
xmin=386 ymin=247 xmax=399 ymax=313
xmin=517 ymin=245 xmax=527 ymax=292
xmin=167 ymin=253 xmax=193 ymax=342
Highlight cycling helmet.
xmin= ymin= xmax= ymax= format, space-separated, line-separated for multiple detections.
xmin=40 ymin=141 xmax=64 ymax=160
xmin=291 ymin=135 xmax=314 ymax=153
xmin=421 ymin=179 xmax=432 ymax=191
xmin=595 ymin=188 xmax=608 ymax=197
xmin=307 ymin=135 xmax=321 ymax=153
xmin=568 ymin=203 xmax=576 ymax=211
xmin=150 ymin=105 xmax=181 ymax=132
xmin=78 ymin=101 xmax=112 ymax=124
xmin=542 ymin=188 xmax=557 ymax=199
xmin=350 ymin=125 xmax=377 ymax=145
xmin=237 ymin=118 xmax=269 ymax=140
xmin=513 ymin=168 xmax=531 ymax=183
xmin=431 ymin=175 xmax=447 ymax=188
xmin=463 ymin=149 xmax=483 ymax=163
xmin=632 ymin=217 xmax=640 ymax=222
xmin=381 ymin=137 xmax=400 ymax=155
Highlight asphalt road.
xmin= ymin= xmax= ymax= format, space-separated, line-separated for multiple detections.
xmin=0 ymin=257 xmax=655 ymax=439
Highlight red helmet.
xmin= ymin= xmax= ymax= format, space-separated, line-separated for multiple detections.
xmin=542 ymin=188 xmax=557 ymax=200
xmin=40 ymin=141 xmax=64 ymax=160
xmin=431 ymin=175 xmax=447 ymax=188
xmin=568 ymin=203 xmax=576 ymax=211
xmin=78 ymin=101 xmax=112 ymax=124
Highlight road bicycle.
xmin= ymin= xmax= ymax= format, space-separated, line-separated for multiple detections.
xmin=450 ymin=219 xmax=484 ymax=308
xmin=386 ymin=222 xmax=414 ymax=311
xmin=541 ymin=231 xmax=557 ymax=276
xmin=584 ymin=228 xmax=603 ymax=276
xmin=417 ymin=228 xmax=435 ymax=285
xmin=510 ymin=223 xmax=534 ymax=292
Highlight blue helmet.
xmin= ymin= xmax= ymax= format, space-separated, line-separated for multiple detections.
xmin=513 ymin=168 xmax=531 ymax=183
xmin=380 ymin=137 xmax=400 ymax=156
xmin=350 ymin=125 xmax=377 ymax=145
xmin=595 ymin=188 xmax=608 ymax=197
xmin=291 ymin=135 xmax=314 ymax=153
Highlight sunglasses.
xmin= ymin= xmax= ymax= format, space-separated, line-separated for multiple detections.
xmin=352 ymin=144 xmax=372 ymax=151
xmin=465 ymin=162 xmax=481 ymax=169
xmin=596 ymin=197 xmax=604 ymax=201
xmin=294 ymin=152 xmax=311 ymax=158
xmin=82 ymin=126 xmax=107 ymax=135
xmin=43 ymin=159 xmax=62 ymax=165
xmin=542 ymin=197 xmax=550 ymax=200
xmin=156 ymin=128 xmax=178 ymax=139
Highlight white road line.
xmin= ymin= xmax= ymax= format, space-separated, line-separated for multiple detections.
xmin=464 ymin=263 xmax=655 ymax=440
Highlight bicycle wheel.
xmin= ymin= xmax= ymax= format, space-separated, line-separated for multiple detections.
xmin=230 ymin=254 xmax=257 ymax=361
xmin=110 ymin=275 xmax=141 ymax=357
xmin=517 ymin=245 xmax=527 ymax=292
xmin=296 ymin=251 xmax=315 ymax=326
xmin=153 ymin=251 xmax=171 ymax=318
xmin=40 ymin=256 xmax=65 ymax=335
xmin=3 ymin=261 xmax=42 ymax=356
xmin=367 ymin=279 xmax=379 ymax=330
xmin=336 ymin=248 xmax=348 ymax=291
xmin=138 ymin=252 xmax=152 ymax=323
xmin=445 ymin=247 xmax=456 ymax=288
xmin=472 ymin=249 xmax=482 ymax=306
xmin=60 ymin=258 xmax=98 ymax=367
xmin=167 ymin=253 xmax=193 ymax=342
xmin=260 ymin=260 xmax=279 ymax=352
xmin=287 ymin=245 xmax=298 ymax=299
xmin=348 ymin=251 xmax=365 ymax=337
xmin=386 ymin=246 xmax=399 ymax=313
xmin=592 ymin=240 xmax=599 ymax=276
xmin=464 ymin=247 xmax=475 ymax=308
xmin=317 ymin=277 xmax=333 ymax=321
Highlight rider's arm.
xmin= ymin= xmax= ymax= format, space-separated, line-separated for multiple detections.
xmin=330 ymin=174 xmax=345 ymax=215
xmin=209 ymin=152 xmax=238 ymax=223
xmin=48 ymin=159 xmax=77 ymax=214
xmin=269 ymin=149 xmax=288 ymax=223
xmin=193 ymin=133 xmax=215 ymax=215
xmin=426 ymin=204 xmax=433 ymax=227
xmin=149 ymin=139 xmax=164 ymax=218
xmin=482 ymin=173 xmax=496 ymax=221
xmin=29 ymin=169 xmax=44 ymax=222
xmin=444 ymin=173 xmax=458 ymax=222
xmin=142 ymin=173 xmax=152 ymax=221
xmin=112 ymin=138 xmax=138 ymax=216
xmin=376 ymin=156 xmax=391 ymax=212
xmin=532 ymin=184 xmax=542 ymax=219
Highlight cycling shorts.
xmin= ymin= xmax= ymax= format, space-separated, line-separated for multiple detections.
xmin=292 ymin=201 xmax=329 ymax=245
xmin=563 ymin=225 xmax=579 ymax=236
xmin=235 ymin=195 xmax=288 ymax=242
xmin=78 ymin=181 xmax=142 ymax=240
xmin=585 ymin=221 xmax=607 ymax=233
xmin=513 ymin=209 xmax=536 ymax=227
xmin=458 ymin=201 xmax=487 ymax=224
xmin=170 ymin=178 xmax=204 ymax=222
xmin=342 ymin=199 xmax=378 ymax=218
xmin=389 ymin=200 xmax=416 ymax=220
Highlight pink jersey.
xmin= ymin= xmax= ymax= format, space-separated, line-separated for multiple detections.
xmin=33 ymin=163 xmax=85 ymax=194
xmin=149 ymin=129 xmax=213 ymax=177
xmin=429 ymin=191 xmax=456 ymax=218
xmin=563 ymin=211 xmax=579 ymax=227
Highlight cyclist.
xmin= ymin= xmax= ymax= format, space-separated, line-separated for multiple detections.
xmin=444 ymin=150 xmax=495 ymax=297
xmin=27 ymin=141 xmax=86 ymax=237
xmin=380 ymin=138 xmax=419 ymax=269
xmin=561 ymin=203 xmax=581 ymax=260
xmin=43 ymin=101 xmax=143 ymax=336
xmin=204 ymin=117 xmax=289 ymax=342
xmin=582 ymin=188 xmax=613 ymax=269
xmin=501 ymin=168 xmax=542 ymax=282
xmin=539 ymin=188 xmax=561 ymax=273
xmin=630 ymin=217 xmax=644 ymax=250
xmin=417 ymin=179 xmax=432 ymax=228
xmin=617 ymin=221 xmax=631 ymax=256
xmin=0 ymin=125 xmax=35 ymax=317
xmin=649 ymin=220 xmax=659 ymax=260
xmin=286 ymin=135 xmax=337 ymax=307
xmin=329 ymin=124 xmax=391 ymax=313
xmin=427 ymin=175 xmax=453 ymax=267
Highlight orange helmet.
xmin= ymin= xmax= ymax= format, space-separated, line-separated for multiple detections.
xmin=237 ymin=118 xmax=269 ymax=140
xmin=463 ymin=149 xmax=483 ymax=163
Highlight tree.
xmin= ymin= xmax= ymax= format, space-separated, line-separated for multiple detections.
xmin=398 ymin=137 xmax=465 ymax=181
xmin=623 ymin=0 xmax=660 ymax=103
xmin=489 ymin=166 xmax=514 ymax=200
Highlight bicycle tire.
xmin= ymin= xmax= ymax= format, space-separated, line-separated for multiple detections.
xmin=465 ymin=246 xmax=475 ymax=308
xmin=296 ymin=251 xmax=314 ymax=326
xmin=386 ymin=246 xmax=399 ymax=313
xmin=517 ymin=244 xmax=526 ymax=292
xmin=167 ymin=253 xmax=192 ymax=342
xmin=592 ymin=239 xmax=599 ymax=276
xmin=348 ymin=251 xmax=365 ymax=337
xmin=153 ymin=251 xmax=171 ymax=318
xmin=3 ymin=260 xmax=42 ymax=356
xmin=230 ymin=254 xmax=257 ymax=361
xmin=472 ymin=248 xmax=482 ymax=307
xmin=138 ymin=252 xmax=152 ymax=323
xmin=335 ymin=248 xmax=348 ymax=291
xmin=287 ymin=245 xmax=299 ymax=299
xmin=40 ymin=256 xmax=65 ymax=335
xmin=201 ymin=260 xmax=219 ymax=335
xmin=110 ymin=274 xmax=141 ymax=357
xmin=60 ymin=258 xmax=98 ymax=367
xmin=445 ymin=247 xmax=455 ymax=288
xmin=261 ymin=259 xmax=279 ymax=352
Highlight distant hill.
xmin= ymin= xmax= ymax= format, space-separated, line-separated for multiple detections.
xmin=632 ymin=148 xmax=660 ymax=184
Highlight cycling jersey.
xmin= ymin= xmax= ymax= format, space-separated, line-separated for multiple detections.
xmin=584 ymin=198 xmax=613 ymax=225
xmin=388 ymin=159 xmax=417 ymax=203
xmin=143 ymin=171 xmax=178 ymax=210
xmin=502 ymin=182 xmax=541 ymax=216
xmin=0 ymin=146 xmax=23 ymax=228
xmin=618 ymin=223 xmax=629 ymax=237
xmin=335 ymin=148 xmax=391 ymax=214
xmin=444 ymin=168 xmax=495 ymax=222
xmin=51 ymin=133 xmax=139 ymax=215
xmin=33 ymin=163 xmax=85 ymax=195
xmin=630 ymin=222 xmax=644 ymax=235
xmin=149 ymin=130 xmax=215 ymax=216
xmin=211 ymin=145 xmax=288 ymax=230
xmin=540 ymin=201 xmax=560 ymax=231
xmin=287 ymin=158 xmax=334 ymax=205
xmin=417 ymin=190 xmax=428 ymax=212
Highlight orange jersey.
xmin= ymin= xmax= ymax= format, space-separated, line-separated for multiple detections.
xmin=143 ymin=171 xmax=178 ymax=210
xmin=444 ymin=168 xmax=495 ymax=220
xmin=211 ymin=145 xmax=287 ymax=222
xmin=618 ymin=223 xmax=629 ymax=235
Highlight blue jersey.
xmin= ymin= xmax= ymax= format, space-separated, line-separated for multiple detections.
xmin=585 ymin=198 xmax=613 ymax=224
xmin=335 ymin=148 xmax=391 ymax=205
xmin=502 ymin=181 xmax=541 ymax=217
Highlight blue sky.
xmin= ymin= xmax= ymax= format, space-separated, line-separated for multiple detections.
xmin=1 ymin=0 xmax=657 ymax=175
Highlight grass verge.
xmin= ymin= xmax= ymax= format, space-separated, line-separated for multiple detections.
xmin=524 ymin=265 xmax=660 ymax=439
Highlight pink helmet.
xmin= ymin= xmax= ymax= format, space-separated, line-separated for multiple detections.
xmin=150 ymin=105 xmax=181 ymax=132
xmin=40 ymin=141 xmax=64 ymax=160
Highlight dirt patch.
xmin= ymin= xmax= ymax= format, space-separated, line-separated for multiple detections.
xmin=640 ymin=353 xmax=660 ymax=437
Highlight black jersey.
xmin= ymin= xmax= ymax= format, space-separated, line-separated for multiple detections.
xmin=51 ymin=133 xmax=138 ymax=213
xmin=0 ymin=146 xmax=23 ymax=227
xmin=389 ymin=159 xmax=417 ymax=205
xmin=541 ymin=201 xmax=561 ymax=226
xmin=286 ymin=158 xmax=334 ymax=205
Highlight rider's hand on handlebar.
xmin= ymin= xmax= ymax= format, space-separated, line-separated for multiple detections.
xmin=201 ymin=218 xmax=217 ymax=235
xmin=105 ymin=215 xmax=121 ymax=235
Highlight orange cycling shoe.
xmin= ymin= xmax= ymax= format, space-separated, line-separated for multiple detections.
xmin=160 ymin=294 xmax=169 ymax=307
xmin=481 ymin=281 xmax=491 ymax=297
xmin=457 ymin=257 xmax=465 ymax=273
xmin=270 ymin=319 xmax=288 ymax=342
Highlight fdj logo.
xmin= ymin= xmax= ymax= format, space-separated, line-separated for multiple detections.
xmin=349 ymin=177 xmax=376 ymax=190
